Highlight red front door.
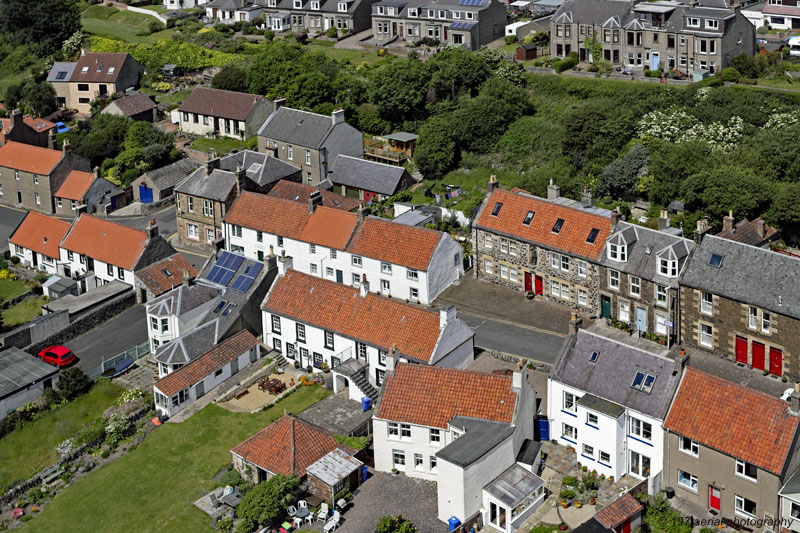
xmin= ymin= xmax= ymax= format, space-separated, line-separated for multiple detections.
xmin=709 ymin=485 xmax=721 ymax=512
xmin=735 ymin=336 xmax=748 ymax=365
xmin=752 ymin=341 xmax=766 ymax=371
xmin=622 ymin=518 xmax=631 ymax=533
xmin=534 ymin=275 xmax=543 ymax=295
xmin=524 ymin=272 xmax=533 ymax=292
xmin=770 ymin=347 xmax=783 ymax=377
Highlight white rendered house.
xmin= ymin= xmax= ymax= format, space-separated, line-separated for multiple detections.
xmin=547 ymin=329 xmax=683 ymax=492
xmin=8 ymin=211 xmax=72 ymax=274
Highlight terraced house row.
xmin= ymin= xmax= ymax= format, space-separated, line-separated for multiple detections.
xmin=472 ymin=179 xmax=800 ymax=380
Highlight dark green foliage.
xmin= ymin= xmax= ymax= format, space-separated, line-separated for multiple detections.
xmin=235 ymin=474 xmax=300 ymax=533
xmin=719 ymin=67 xmax=740 ymax=83
xmin=376 ymin=515 xmax=418 ymax=533
xmin=498 ymin=116 xmax=563 ymax=163
xmin=415 ymin=115 xmax=458 ymax=179
xmin=554 ymin=52 xmax=579 ymax=73
xmin=0 ymin=0 xmax=81 ymax=56
xmin=598 ymin=144 xmax=649 ymax=200
xmin=681 ymin=166 xmax=774 ymax=224
xmin=57 ymin=367 xmax=90 ymax=401
xmin=367 ymin=59 xmax=431 ymax=123
xmin=212 ymin=64 xmax=249 ymax=93
xmin=4 ymin=82 xmax=57 ymax=116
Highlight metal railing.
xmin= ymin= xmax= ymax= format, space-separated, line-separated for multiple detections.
xmin=86 ymin=341 xmax=151 ymax=380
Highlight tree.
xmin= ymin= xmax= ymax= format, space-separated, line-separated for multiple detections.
xmin=57 ymin=367 xmax=90 ymax=400
xmin=212 ymin=64 xmax=249 ymax=93
xmin=0 ymin=0 xmax=81 ymax=56
xmin=597 ymin=144 xmax=649 ymax=200
xmin=768 ymin=182 xmax=800 ymax=243
xmin=285 ymin=71 xmax=334 ymax=109
xmin=376 ymin=515 xmax=418 ymax=533
xmin=235 ymin=474 xmax=300 ymax=533
xmin=414 ymin=115 xmax=458 ymax=179
xmin=681 ymin=166 xmax=774 ymax=224
xmin=4 ymin=84 xmax=23 ymax=110
xmin=21 ymin=82 xmax=57 ymax=117
xmin=367 ymin=59 xmax=431 ymax=124
xmin=498 ymin=115 xmax=564 ymax=163
xmin=62 ymin=30 xmax=84 ymax=59
xmin=426 ymin=48 xmax=491 ymax=102
xmin=645 ymin=140 xmax=712 ymax=205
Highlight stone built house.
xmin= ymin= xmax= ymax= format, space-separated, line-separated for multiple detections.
xmin=0 ymin=111 xmax=56 ymax=148
xmin=664 ymin=367 xmax=800 ymax=530
xmin=370 ymin=0 xmax=507 ymax=50
xmin=679 ymin=235 xmax=800 ymax=379
xmin=177 ymin=88 xmax=274 ymax=139
xmin=328 ymin=154 xmax=413 ymax=203
xmin=599 ymin=216 xmax=693 ymax=341
xmin=472 ymin=180 xmax=612 ymax=316
xmin=0 ymin=141 xmax=90 ymax=214
xmin=134 ymin=252 xmax=198 ymax=304
xmin=260 ymin=0 xmax=378 ymax=35
xmin=132 ymin=159 xmax=199 ymax=204
xmin=716 ymin=211 xmax=779 ymax=249
xmin=217 ymin=149 xmax=302 ymax=195
xmin=550 ymin=0 xmax=756 ymax=73
xmin=257 ymin=103 xmax=363 ymax=186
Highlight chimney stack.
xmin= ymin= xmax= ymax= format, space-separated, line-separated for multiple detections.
xmin=674 ymin=348 xmax=689 ymax=375
xmin=62 ymin=139 xmax=71 ymax=153
xmin=790 ymin=386 xmax=800 ymax=415
xmin=146 ymin=218 xmax=158 ymax=240
xmin=722 ymin=210 xmax=734 ymax=233
xmin=581 ymin=185 xmax=593 ymax=208
xmin=547 ymin=179 xmax=561 ymax=201
xmin=235 ymin=165 xmax=246 ymax=196
xmin=332 ymin=108 xmax=345 ymax=126
xmin=487 ymin=175 xmax=498 ymax=194
xmin=94 ymin=166 xmax=101 ymax=180
xmin=757 ymin=219 xmax=766 ymax=239
xmin=658 ymin=209 xmax=670 ymax=231
xmin=182 ymin=269 xmax=191 ymax=288
xmin=694 ymin=217 xmax=710 ymax=245
xmin=387 ymin=342 xmax=400 ymax=373
xmin=47 ymin=129 xmax=56 ymax=150
xmin=360 ymin=274 xmax=369 ymax=297
xmin=308 ymin=190 xmax=323 ymax=214
xmin=10 ymin=109 xmax=22 ymax=131
xmin=277 ymin=250 xmax=293 ymax=276
xmin=357 ymin=206 xmax=368 ymax=223
xmin=274 ymin=97 xmax=286 ymax=110
xmin=569 ymin=311 xmax=582 ymax=336
xmin=205 ymin=154 xmax=220 ymax=173
xmin=439 ymin=305 xmax=457 ymax=329
xmin=610 ymin=209 xmax=620 ymax=230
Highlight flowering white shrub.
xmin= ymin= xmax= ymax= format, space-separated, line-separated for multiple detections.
xmin=637 ymin=110 xmax=743 ymax=151
xmin=116 ymin=388 xmax=144 ymax=406
xmin=105 ymin=413 xmax=130 ymax=446
xmin=765 ymin=110 xmax=800 ymax=130
xmin=696 ymin=87 xmax=712 ymax=101
xmin=56 ymin=438 xmax=76 ymax=460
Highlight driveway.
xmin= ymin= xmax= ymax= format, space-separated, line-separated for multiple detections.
xmin=338 ymin=471 xmax=446 ymax=533
xmin=460 ymin=312 xmax=568 ymax=364
xmin=65 ymin=305 xmax=148 ymax=373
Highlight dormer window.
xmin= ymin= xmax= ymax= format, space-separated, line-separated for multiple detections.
xmin=268 ymin=0 xmax=276 ymax=6
xmin=453 ymin=10 xmax=460 ymax=18
xmin=408 ymin=7 xmax=417 ymax=16
xmin=491 ymin=202 xmax=503 ymax=216
xmin=377 ymin=5 xmax=384 ymax=13
xmin=311 ymin=0 xmax=320 ymax=7
xmin=523 ymin=211 xmax=534 ymax=225
xmin=387 ymin=6 xmax=395 ymax=14
xmin=294 ymin=0 xmax=302 ymax=7
xmin=608 ymin=243 xmax=627 ymax=262
xmin=552 ymin=218 xmax=564 ymax=233
xmin=658 ymin=258 xmax=677 ymax=277
xmin=338 ymin=2 xmax=347 ymax=11
xmin=465 ymin=11 xmax=474 ymax=19
xmin=427 ymin=9 xmax=435 ymax=17
xmin=706 ymin=19 xmax=718 ymax=29
xmin=687 ymin=17 xmax=699 ymax=27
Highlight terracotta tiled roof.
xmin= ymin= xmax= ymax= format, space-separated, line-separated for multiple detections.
xmin=60 ymin=214 xmax=147 ymax=271
xmin=0 ymin=116 xmax=55 ymax=142
xmin=135 ymin=253 xmax=198 ymax=297
xmin=474 ymin=189 xmax=611 ymax=260
xmin=377 ymin=363 xmax=517 ymax=429
xmin=0 ymin=141 xmax=63 ymax=175
xmin=9 ymin=211 xmax=71 ymax=260
xmin=231 ymin=414 xmax=337 ymax=477
xmin=224 ymin=192 xmax=309 ymax=240
xmin=298 ymin=206 xmax=357 ymax=250
xmin=268 ymin=180 xmax=361 ymax=212
xmin=346 ymin=217 xmax=443 ymax=271
xmin=55 ymin=170 xmax=95 ymax=201
xmin=595 ymin=494 xmax=644 ymax=529
xmin=716 ymin=217 xmax=778 ymax=247
xmin=178 ymin=87 xmax=264 ymax=121
xmin=155 ymin=330 xmax=258 ymax=397
xmin=263 ymin=270 xmax=443 ymax=362
xmin=664 ymin=367 xmax=799 ymax=475
xmin=70 ymin=53 xmax=131 ymax=83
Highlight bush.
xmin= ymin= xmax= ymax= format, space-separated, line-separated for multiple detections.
xmin=720 ymin=67 xmax=740 ymax=83
xmin=100 ymin=448 xmax=110 ymax=459
xmin=560 ymin=489 xmax=576 ymax=500
xmin=218 ymin=468 xmax=244 ymax=488
xmin=325 ymin=27 xmax=338 ymax=38
xmin=376 ymin=515 xmax=418 ymax=533
xmin=554 ymin=54 xmax=578 ymax=73
xmin=263 ymin=29 xmax=275 ymax=40
xmin=757 ymin=25 xmax=769 ymax=34
xmin=504 ymin=35 xmax=517 ymax=45
xmin=739 ymin=77 xmax=757 ymax=85
xmin=218 ymin=517 xmax=233 ymax=533
xmin=562 ymin=475 xmax=578 ymax=487
xmin=57 ymin=367 xmax=90 ymax=400
xmin=9 ymin=256 xmax=19 ymax=265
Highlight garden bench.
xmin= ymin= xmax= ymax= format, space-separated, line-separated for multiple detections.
xmin=40 ymin=465 xmax=64 ymax=485
xmin=234 ymin=389 xmax=249 ymax=400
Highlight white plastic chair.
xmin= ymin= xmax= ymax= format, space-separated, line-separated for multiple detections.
xmin=317 ymin=502 xmax=329 ymax=522
xmin=287 ymin=505 xmax=297 ymax=517
xmin=298 ymin=500 xmax=308 ymax=509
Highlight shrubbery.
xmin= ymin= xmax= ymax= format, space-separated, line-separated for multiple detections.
xmin=554 ymin=52 xmax=578 ymax=73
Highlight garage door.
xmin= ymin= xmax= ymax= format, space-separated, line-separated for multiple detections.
xmin=139 ymin=185 xmax=153 ymax=204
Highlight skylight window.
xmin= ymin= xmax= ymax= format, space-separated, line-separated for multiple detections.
xmin=107 ymin=66 xmax=116 ymax=74
xmin=552 ymin=218 xmax=565 ymax=233
xmin=491 ymin=202 xmax=503 ymax=216
xmin=632 ymin=371 xmax=657 ymax=393
xmin=587 ymin=228 xmax=600 ymax=244
xmin=644 ymin=245 xmax=653 ymax=255
xmin=162 ymin=269 xmax=173 ymax=278
xmin=96 ymin=65 xmax=103 ymax=72
xmin=212 ymin=300 xmax=227 ymax=314
xmin=523 ymin=211 xmax=534 ymax=226
xmin=81 ymin=66 xmax=89 ymax=73
xmin=589 ymin=351 xmax=599 ymax=363
xmin=55 ymin=71 xmax=67 ymax=80
xmin=709 ymin=253 xmax=723 ymax=268
xmin=221 ymin=303 xmax=237 ymax=317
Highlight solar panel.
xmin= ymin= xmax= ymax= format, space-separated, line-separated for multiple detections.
xmin=231 ymin=276 xmax=245 ymax=292
xmin=237 ymin=277 xmax=255 ymax=293
xmin=249 ymin=262 xmax=263 ymax=277
xmin=220 ymin=269 xmax=235 ymax=287
xmin=218 ymin=251 xmax=234 ymax=269
xmin=228 ymin=254 xmax=244 ymax=272
xmin=207 ymin=266 xmax=222 ymax=282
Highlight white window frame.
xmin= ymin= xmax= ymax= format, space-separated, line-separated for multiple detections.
xmin=700 ymin=292 xmax=713 ymax=316
xmin=563 ymin=391 xmax=577 ymax=412
xmin=609 ymin=270 xmax=620 ymax=290
xmin=700 ymin=323 xmax=713 ymax=348
xmin=352 ymin=255 xmax=362 ymax=267
xmin=429 ymin=428 xmax=441 ymax=445
xmin=749 ymin=306 xmax=758 ymax=330
xmin=562 ymin=423 xmax=577 ymax=440
xmin=630 ymin=276 xmax=641 ymax=298
xmin=735 ymin=459 xmax=758 ymax=482
xmin=678 ymin=469 xmax=698 ymax=492
xmin=577 ymin=260 xmax=587 ymax=278
xmin=762 ymin=310 xmax=771 ymax=334
xmin=735 ymin=495 xmax=757 ymax=519
xmin=630 ymin=417 xmax=652 ymax=441
xmin=678 ymin=436 xmax=699 ymax=457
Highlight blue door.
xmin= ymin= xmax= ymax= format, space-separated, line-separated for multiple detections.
xmin=636 ymin=307 xmax=647 ymax=332
xmin=139 ymin=185 xmax=153 ymax=204
xmin=651 ymin=52 xmax=660 ymax=71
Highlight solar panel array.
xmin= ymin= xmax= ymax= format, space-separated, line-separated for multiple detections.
xmin=458 ymin=0 xmax=486 ymax=6
xmin=206 ymin=251 xmax=244 ymax=287
xmin=450 ymin=21 xmax=476 ymax=28
xmin=231 ymin=261 xmax=263 ymax=293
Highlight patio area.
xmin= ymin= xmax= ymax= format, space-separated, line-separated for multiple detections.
xmin=219 ymin=370 xmax=306 ymax=412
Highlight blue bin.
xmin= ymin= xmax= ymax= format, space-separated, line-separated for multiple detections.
xmin=535 ymin=416 xmax=550 ymax=441
xmin=361 ymin=396 xmax=372 ymax=412
xmin=361 ymin=464 xmax=368 ymax=482
xmin=448 ymin=516 xmax=461 ymax=532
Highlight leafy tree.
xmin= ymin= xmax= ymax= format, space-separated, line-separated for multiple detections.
xmin=57 ymin=367 xmax=90 ymax=400
xmin=367 ymin=59 xmax=431 ymax=124
xmin=355 ymin=103 xmax=391 ymax=134
xmin=124 ymin=121 xmax=171 ymax=152
xmin=426 ymin=48 xmax=491 ymax=101
xmin=376 ymin=515 xmax=418 ymax=533
xmin=415 ymin=115 xmax=458 ymax=179
xmin=4 ymin=84 xmax=23 ymax=110
xmin=212 ymin=64 xmax=249 ymax=93
xmin=768 ymin=182 xmax=800 ymax=242
xmin=285 ymin=71 xmax=334 ymax=109
xmin=498 ymin=115 xmax=563 ymax=163
xmin=0 ymin=0 xmax=81 ymax=56
xmin=21 ymin=82 xmax=57 ymax=117
xmin=562 ymin=101 xmax=608 ymax=170
xmin=246 ymin=41 xmax=306 ymax=96
xmin=598 ymin=144 xmax=649 ymax=200
xmin=495 ymin=62 xmax=526 ymax=87
xmin=645 ymin=140 xmax=712 ymax=205
xmin=61 ymin=30 xmax=84 ymax=59
xmin=235 ymin=474 xmax=300 ymax=533
xmin=681 ymin=166 xmax=774 ymax=223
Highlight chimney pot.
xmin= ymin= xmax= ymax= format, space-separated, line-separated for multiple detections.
xmin=308 ymin=190 xmax=323 ymax=214
xmin=610 ymin=210 xmax=620 ymax=230
xmin=581 ymin=186 xmax=593 ymax=208
xmin=360 ymin=274 xmax=369 ymax=297
xmin=547 ymin=179 xmax=561 ymax=201
xmin=487 ymin=175 xmax=498 ymax=193
xmin=722 ymin=211 xmax=735 ymax=233
xmin=658 ymin=209 xmax=670 ymax=231
xmin=569 ymin=311 xmax=582 ymax=336
xmin=757 ymin=219 xmax=766 ymax=239
xmin=182 ymin=269 xmax=191 ymax=287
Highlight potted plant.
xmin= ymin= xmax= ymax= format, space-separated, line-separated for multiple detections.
xmin=561 ymin=499 xmax=569 ymax=509
xmin=599 ymin=473 xmax=606 ymax=480
xmin=526 ymin=291 xmax=535 ymax=300
xmin=582 ymin=465 xmax=588 ymax=472
xmin=589 ymin=495 xmax=596 ymax=506
xmin=306 ymin=365 xmax=313 ymax=373
xmin=558 ymin=522 xmax=569 ymax=531
xmin=608 ymin=476 xmax=614 ymax=482
xmin=294 ymin=361 xmax=301 ymax=369
xmin=575 ymin=498 xmax=583 ymax=509
xmin=321 ymin=362 xmax=330 ymax=373
xmin=391 ymin=468 xmax=398 ymax=476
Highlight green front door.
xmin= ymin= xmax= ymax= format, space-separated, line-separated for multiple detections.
xmin=601 ymin=295 xmax=612 ymax=319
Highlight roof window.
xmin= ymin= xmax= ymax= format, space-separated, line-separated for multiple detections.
xmin=586 ymin=228 xmax=600 ymax=244
xmin=589 ymin=351 xmax=599 ymax=363
xmin=523 ymin=211 xmax=534 ymax=226
xmin=491 ymin=202 xmax=503 ymax=216
xmin=552 ymin=218 xmax=565 ymax=234
xmin=632 ymin=371 xmax=656 ymax=394
xmin=709 ymin=253 xmax=723 ymax=268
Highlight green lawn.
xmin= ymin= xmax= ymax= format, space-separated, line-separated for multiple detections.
xmin=3 ymin=297 xmax=45 ymax=329
xmin=157 ymin=89 xmax=191 ymax=111
xmin=0 ymin=380 xmax=123 ymax=491
xmin=24 ymin=385 xmax=332 ymax=532
xmin=0 ymin=277 xmax=29 ymax=304
xmin=81 ymin=5 xmax=174 ymax=45
xmin=410 ymin=167 xmax=527 ymax=216
xmin=191 ymin=136 xmax=258 ymax=155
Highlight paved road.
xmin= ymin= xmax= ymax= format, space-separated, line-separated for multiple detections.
xmin=460 ymin=312 xmax=568 ymax=364
xmin=65 ymin=305 xmax=148 ymax=373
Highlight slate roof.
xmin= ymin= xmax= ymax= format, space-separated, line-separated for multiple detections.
xmin=140 ymin=158 xmax=199 ymax=191
xmin=716 ymin=217 xmax=778 ymax=247
xmin=779 ymin=467 xmax=800 ymax=500
xmin=46 ymin=62 xmax=76 ymax=83
xmin=681 ymin=235 xmax=800 ymax=319
xmin=385 ymin=132 xmax=418 ymax=143
xmin=146 ymin=282 xmax=222 ymax=317
xmin=55 ymin=170 xmax=95 ymax=201
xmin=60 ymin=214 xmax=149 ymax=271
xmin=175 ymin=167 xmax=237 ymax=202
xmin=0 ymin=141 xmax=63 ymax=175
xmin=258 ymin=107 xmax=335 ymax=149
xmin=155 ymin=330 xmax=258 ymax=397
xmin=178 ymin=88 xmax=265 ymax=121
xmin=378 ymin=364 xmax=517 ymax=429
xmin=346 ymin=216 xmax=444 ymax=271
xmin=135 ymin=253 xmax=198 ymax=297
xmin=664 ymin=367 xmax=799 ymax=475
xmin=70 ymin=53 xmax=132 ymax=83
xmin=330 ymin=155 xmax=409 ymax=196
xmin=155 ymin=319 xmax=221 ymax=365
xmin=264 ymin=270 xmax=470 ymax=363
xmin=231 ymin=415 xmax=338 ymax=477
xmin=596 ymin=494 xmax=644 ymax=529
xmin=474 ymin=189 xmax=611 ymax=261
xmin=0 ymin=347 xmax=58 ymax=400
xmin=268 ymin=180 xmax=361 ymax=212
xmin=551 ymin=330 xmax=681 ymax=420
xmin=552 ymin=0 xmax=631 ymax=25
xmin=9 ymin=211 xmax=71 ymax=260
xmin=106 ymin=93 xmax=156 ymax=118
xmin=218 ymin=150 xmax=300 ymax=188
xmin=437 ymin=416 xmax=515 ymax=467
xmin=224 ymin=192 xmax=310 ymax=240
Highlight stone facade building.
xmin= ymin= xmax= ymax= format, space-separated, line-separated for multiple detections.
xmin=472 ymin=180 xmax=613 ymax=316
xmin=550 ymin=0 xmax=756 ymax=73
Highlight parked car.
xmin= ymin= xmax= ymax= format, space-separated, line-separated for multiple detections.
xmin=38 ymin=345 xmax=76 ymax=367
xmin=55 ymin=122 xmax=70 ymax=134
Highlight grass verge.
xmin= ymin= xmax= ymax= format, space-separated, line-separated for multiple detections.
xmin=190 ymin=136 xmax=258 ymax=155
xmin=0 ymin=277 xmax=29 ymax=304
xmin=81 ymin=5 xmax=173 ymax=45
xmin=3 ymin=297 xmax=45 ymax=329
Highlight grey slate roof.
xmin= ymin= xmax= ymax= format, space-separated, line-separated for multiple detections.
xmin=681 ymin=235 xmax=800 ymax=319
xmin=133 ymin=236 xmax=179 ymax=272
xmin=258 ymin=107 xmax=334 ymax=149
xmin=385 ymin=132 xmax=418 ymax=143
xmin=553 ymin=0 xmax=631 ymax=25
xmin=146 ymin=283 xmax=223 ymax=317
xmin=0 ymin=347 xmax=58 ymax=400
xmin=578 ymin=393 xmax=625 ymax=418
xmin=779 ymin=467 xmax=800 ymax=500
xmin=330 ymin=155 xmax=409 ymax=196
xmin=46 ymin=62 xmax=76 ymax=83
xmin=436 ymin=416 xmax=514 ymax=467
xmin=154 ymin=319 xmax=220 ymax=366
xmin=105 ymin=93 xmax=156 ymax=117
xmin=218 ymin=150 xmax=300 ymax=188
xmin=142 ymin=159 xmax=200 ymax=191
xmin=551 ymin=330 xmax=681 ymax=420
xmin=175 ymin=167 xmax=237 ymax=201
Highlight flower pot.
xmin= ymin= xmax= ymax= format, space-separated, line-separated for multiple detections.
xmin=561 ymin=501 xmax=569 ymax=509
xmin=526 ymin=292 xmax=535 ymax=300
xmin=589 ymin=498 xmax=596 ymax=506
xmin=559 ymin=523 xmax=569 ymax=530
xmin=575 ymin=502 xmax=583 ymax=509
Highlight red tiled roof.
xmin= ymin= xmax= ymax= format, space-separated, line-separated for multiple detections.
xmin=0 ymin=141 xmax=63 ymax=175
xmin=298 ymin=206 xmax=357 ymax=250
xmin=231 ymin=414 xmax=337 ymax=477
xmin=155 ymin=330 xmax=258 ymax=397
xmin=268 ymin=180 xmax=361 ymax=212
xmin=60 ymin=214 xmax=147 ymax=271
xmin=0 ymin=116 xmax=55 ymax=143
xmin=9 ymin=211 xmax=72 ymax=260
xmin=377 ymin=364 xmax=517 ymax=428
xmin=178 ymin=87 xmax=264 ymax=121
xmin=224 ymin=192 xmax=309 ymax=240
xmin=263 ymin=270 xmax=444 ymax=362
xmin=474 ymin=189 xmax=611 ymax=260
xmin=135 ymin=253 xmax=198 ymax=297
xmin=70 ymin=53 xmax=131 ymax=83
xmin=595 ymin=494 xmax=644 ymax=529
xmin=346 ymin=217 xmax=443 ymax=271
xmin=664 ymin=367 xmax=799 ymax=475
xmin=55 ymin=170 xmax=95 ymax=201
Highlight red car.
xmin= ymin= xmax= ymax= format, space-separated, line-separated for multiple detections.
xmin=38 ymin=346 xmax=76 ymax=367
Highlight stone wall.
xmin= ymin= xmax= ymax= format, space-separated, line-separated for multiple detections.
xmin=307 ymin=472 xmax=331 ymax=502
xmin=472 ymin=228 xmax=530 ymax=291
xmin=599 ymin=267 xmax=680 ymax=339
xmin=1 ymin=310 xmax=70 ymax=350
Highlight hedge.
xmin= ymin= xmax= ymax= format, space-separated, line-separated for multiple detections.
xmin=88 ymin=36 xmax=240 ymax=73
